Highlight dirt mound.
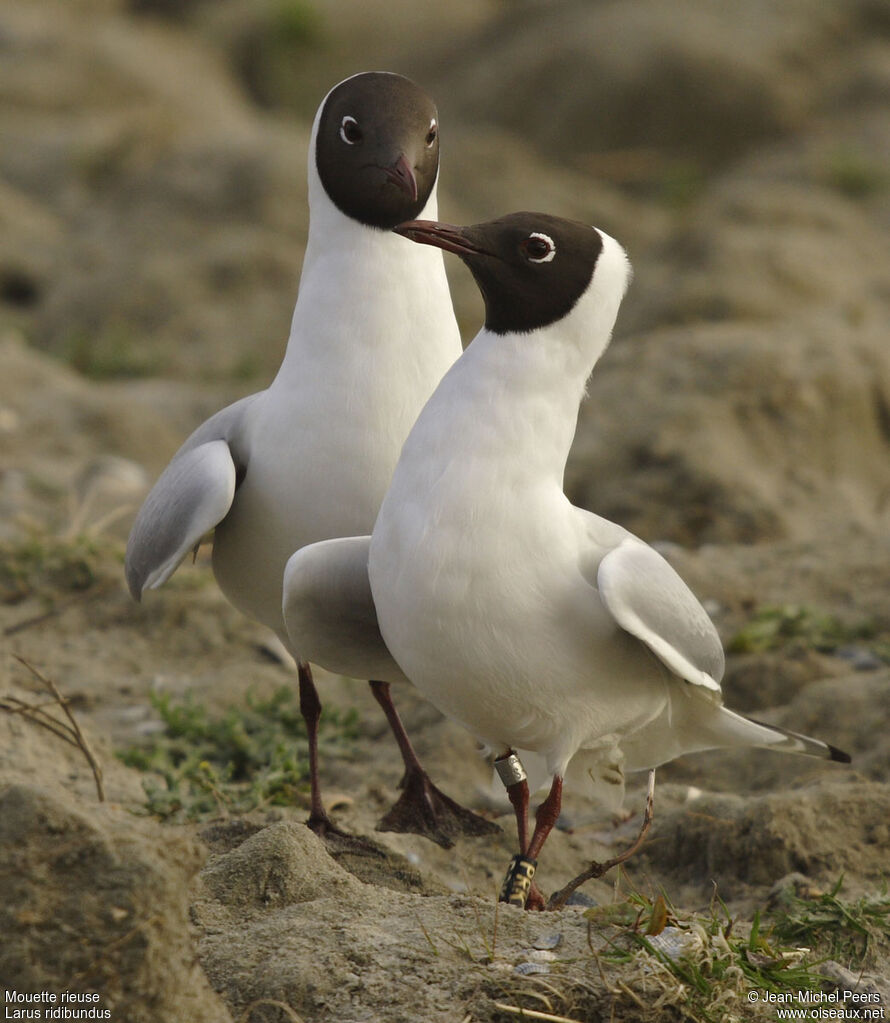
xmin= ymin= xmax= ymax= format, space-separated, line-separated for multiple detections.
xmin=193 ymin=819 xmax=604 ymax=1023
xmin=0 ymin=1 xmax=306 ymax=381
xmin=568 ymin=305 xmax=890 ymax=545
xmin=200 ymin=820 xmax=365 ymax=907
xmin=640 ymin=778 xmax=890 ymax=897
xmin=0 ymin=784 xmax=232 ymax=1022
xmin=429 ymin=0 xmax=890 ymax=167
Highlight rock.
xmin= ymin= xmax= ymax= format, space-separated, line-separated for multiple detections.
xmin=817 ymin=961 xmax=890 ymax=1004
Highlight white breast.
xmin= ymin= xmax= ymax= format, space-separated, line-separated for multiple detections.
xmin=213 ymin=189 xmax=460 ymax=634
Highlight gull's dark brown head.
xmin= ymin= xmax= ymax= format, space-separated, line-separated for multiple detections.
xmin=395 ymin=213 xmax=607 ymax=334
xmin=315 ymin=72 xmax=440 ymax=230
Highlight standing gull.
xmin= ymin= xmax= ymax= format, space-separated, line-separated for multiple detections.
xmin=125 ymin=72 xmax=495 ymax=848
xmin=367 ymin=212 xmax=850 ymax=904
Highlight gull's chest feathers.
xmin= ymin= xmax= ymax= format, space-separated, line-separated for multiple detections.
xmin=213 ymin=219 xmax=460 ymax=630
xmin=380 ymin=331 xmax=582 ymax=553
xmin=373 ymin=338 xmax=587 ymax=692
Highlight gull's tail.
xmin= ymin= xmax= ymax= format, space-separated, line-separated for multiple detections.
xmin=713 ymin=707 xmax=851 ymax=763
xmin=622 ymin=700 xmax=852 ymax=773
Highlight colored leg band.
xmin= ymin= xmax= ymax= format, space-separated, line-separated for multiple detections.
xmin=499 ymin=854 xmax=537 ymax=907
xmin=495 ymin=752 xmax=528 ymax=788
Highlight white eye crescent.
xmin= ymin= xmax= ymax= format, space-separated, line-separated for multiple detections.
xmin=340 ymin=115 xmax=362 ymax=144
xmin=523 ymin=232 xmax=556 ymax=263
xmin=426 ymin=118 xmax=438 ymax=148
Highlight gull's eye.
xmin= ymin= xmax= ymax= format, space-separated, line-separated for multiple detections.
xmin=521 ymin=232 xmax=556 ymax=264
xmin=340 ymin=116 xmax=362 ymax=145
xmin=425 ymin=119 xmax=438 ymax=148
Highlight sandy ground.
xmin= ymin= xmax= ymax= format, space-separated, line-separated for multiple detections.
xmin=2 ymin=1 xmax=889 ymax=1020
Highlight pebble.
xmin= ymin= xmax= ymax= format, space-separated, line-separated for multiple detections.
xmin=523 ymin=949 xmax=557 ymax=963
xmin=834 ymin=645 xmax=883 ymax=671
xmin=565 ymin=890 xmax=597 ymax=908
xmin=514 ymin=961 xmax=550 ymax=976
xmin=0 ymin=406 xmax=20 ymax=433
xmin=646 ymin=926 xmax=701 ymax=962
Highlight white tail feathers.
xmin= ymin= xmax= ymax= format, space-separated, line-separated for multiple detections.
xmin=718 ymin=708 xmax=851 ymax=763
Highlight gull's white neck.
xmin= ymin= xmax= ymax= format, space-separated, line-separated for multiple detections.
xmin=274 ymin=110 xmax=457 ymax=391
xmin=275 ymin=191 xmax=451 ymax=384
xmin=392 ymin=231 xmax=630 ymax=492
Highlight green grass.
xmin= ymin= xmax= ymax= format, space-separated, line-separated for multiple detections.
xmin=118 ymin=687 xmax=359 ymax=821
xmin=233 ymin=1 xmax=327 ymax=112
xmin=61 ymin=326 xmax=162 ymax=380
xmin=825 ymin=147 xmax=888 ymax=200
xmin=470 ymin=878 xmax=889 ymax=1022
xmin=592 ymin=892 xmax=819 ymax=1006
xmin=727 ymin=603 xmax=878 ymax=656
xmin=269 ymin=0 xmax=324 ymax=46
xmin=770 ymin=876 xmax=890 ymax=969
xmin=657 ymin=158 xmax=707 ymax=209
xmin=580 ymin=882 xmax=886 ymax=1023
xmin=0 ymin=531 xmax=119 ymax=605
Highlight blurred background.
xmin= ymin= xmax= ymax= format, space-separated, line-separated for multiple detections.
xmin=2 ymin=0 xmax=889 ymax=552
xmin=2 ymin=5 xmax=890 ymax=1016
xmin=1 ymin=0 xmax=890 ymax=552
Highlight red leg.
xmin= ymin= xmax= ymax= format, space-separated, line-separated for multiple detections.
xmin=519 ymin=776 xmax=562 ymax=910
xmin=495 ymin=752 xmax=550 ymax=910
xmin=506 ymin=773 xmax=547 ymax=909
xmin=297 ymin=664 xmax=389 ymax=857
xmin=298 ymin=661 xmax=330 ymax=832
xmin=369 ymin=680 xmax=424 ymax=783
xmin=494 ymin=749 xmax=532 ymax=855
xmin=505 ymin=775 xmax=530 ymax=855
xmin=370 ymin=680 xmax=499 ymax=849
xmin=527 ymin=775 xmax=563 ymax=862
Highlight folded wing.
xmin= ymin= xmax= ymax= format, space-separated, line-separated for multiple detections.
xmin=125 ymin=440 xmax=238 ymax=599
xmin=594 ymin=537 xmax=725 ymax=692
xmin=283 ymin=535 xmax=410 ymax=684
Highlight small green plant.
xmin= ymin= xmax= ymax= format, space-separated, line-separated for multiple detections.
xmin=825 ymin=147 xmax=888 ymax=200
xmin=0 ymin=530 xmax=118 ymax=605
xmin=587 ymin=888 xmax=829 ymax=1022
xmin=61 ymin=325 xmax=162 ymax=380
xmin=770 ymin=876 xmax=890 ymax=969
xmin=118 ymin=687 xmax=359 ymax=821
xmin=727 ymin=603 xmax=876 ymax=656
xmin=269 ymin=0 xmax=323 ymax=46
xmin=485 ymin=880 xmax=889 ymax=1022
xmin=658 ymin=158 xmax=707 ymax=209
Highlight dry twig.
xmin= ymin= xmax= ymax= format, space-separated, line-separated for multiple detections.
xmin=547 ymin=770 xmax=655 ymax=911
xmin=239 ymin=1000 xmax=307 ymax=1022
xmin=1 ymin=655 xmax=105 ymax=801
xmin=492 ymin=1003 xmax=585 ymax=1023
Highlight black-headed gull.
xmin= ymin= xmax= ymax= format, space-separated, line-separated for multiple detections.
xmin=367 ymin=213 xmax=850 ymax=903
xmin=125 ymin=74 xmax=495 ymax=848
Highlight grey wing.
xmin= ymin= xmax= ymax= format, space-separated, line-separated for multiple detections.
xmin=125 ymin=397 xmax=255 ymax=600
xmin=593 ymin=537 xmax=724 ymax=692
xmin=125 ymin=441 xmax=236 ymax=599
xmin=282 ymin=536 xmax=411 ymax=685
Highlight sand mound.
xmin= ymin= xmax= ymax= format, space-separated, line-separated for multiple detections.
xmin=0 ymin=784 xmax=232 ymax=1022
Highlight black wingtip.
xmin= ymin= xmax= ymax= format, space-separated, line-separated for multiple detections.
xmin=829 ymin=745 xmax=852 ymax=764
xmin=124 ymin=567 xmax=143 ymax=603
